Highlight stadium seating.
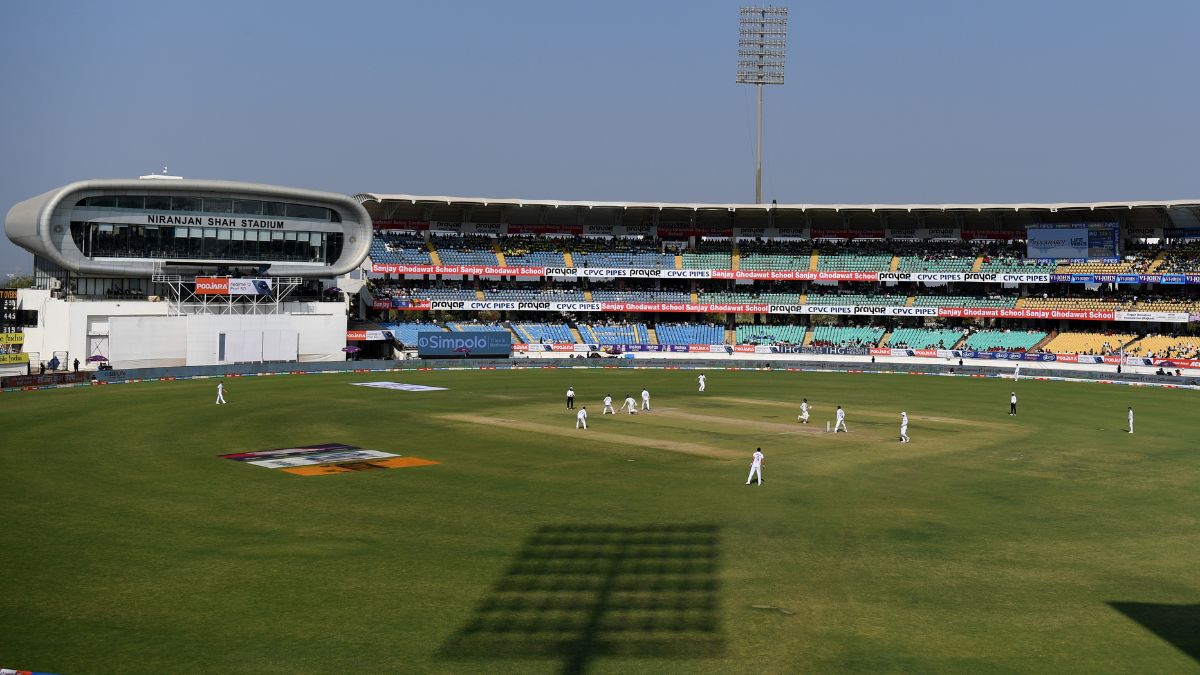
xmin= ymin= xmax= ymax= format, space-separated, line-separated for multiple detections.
xmin=1055 ymin=260 xmax=1146 ymax=275
xmin=512 ymin=323 xmax=575 ymax=343
xmin=371 ymin=233 xmax=432 ymax=264
xmin=809 ymin=325 xmax=885 ymax=347
xmin=590 ymin=290 xmax=691 ymax=303
xmin=895 ymin=255 xmax=975 ymax=272
xmin=498 ymin=237 xmax=567 ymax=267
xmin=483 ymin=288 xmax=586 ymax=302
xmin=886 ymin=327 xmax=964 ymax=349
xmin=570 ymin=238 xmax=668 ymax=269
xmin=1156 ymin=245 xmax=1200 ymax=273
xmin=1123 ymin=299 xmax=1200 ymax=313
xmin=805 ymin=293 xmax=907 ymax=307
xmin=448 ymin=322 xmax=516 ymax=343
xmin=575 ymin=252 xmax=670 ymax=268
xmin=735 ymin=324 xmax=807 ymax=344
xmin=738 ymin=254 xmax=811 ymax=271
xmin=1123 ymin=335 xmax=1200 ymax=358
xmin=380 ymin=322 xmax=444 ymax=345
xmin=655 ymin=323 xmax=724 ymax=345
xmin=698 ymin=291 xmax=801 ymax=304
xmin=580 ymin=323 xmax=650 ymax=344
xmin=961 ymin=330 xmax=1046 ymax=352
xmin=1042 ymin=332 xmax=1135 ymax=355
xmin=503 ymin=251 xmax=566 ymax=266
xmin=816 ymin=254 xmax=892 ymax=272
xmin=913 ymin=295 xmax=1017 ymax=308
xmin=681 ymin=252 xmax=732 ymax=270
xmin=977 ymin=257 xmax=1056 ymax=274
xmin=432 ymin=235 xmax=499 ymax=265
xmin=737 ymin=240 xmax=814 ymax=271
xmin=1019 ymin=297 xmax=1122 ymax=311
xmin=404 ymin=287 xmax=478 ymax=301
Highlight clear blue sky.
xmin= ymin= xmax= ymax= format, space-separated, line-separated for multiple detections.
xmin=2 ymin=0 xmax=1198 ymax=275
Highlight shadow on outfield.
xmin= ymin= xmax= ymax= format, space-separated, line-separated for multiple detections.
xmin=1108 ymin=602 xmax=1200 ymax=663
xmin=441 ymin=523 xmax=725 ymax=674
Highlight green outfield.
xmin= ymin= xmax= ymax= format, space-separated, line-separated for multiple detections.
xmin=1 ymin=368 xmax=1198 ymax=674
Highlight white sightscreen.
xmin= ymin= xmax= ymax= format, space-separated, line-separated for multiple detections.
xmin=261 ymin=329 xmax=299 ymax=362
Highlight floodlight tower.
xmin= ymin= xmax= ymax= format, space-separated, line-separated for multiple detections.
xmin=737 ymin=6 xmax=788 ymax=204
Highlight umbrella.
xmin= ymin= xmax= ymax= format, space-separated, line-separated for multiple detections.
xmin=342 ymin=346 xmax=361 ymax=353
xmin=87 ymin=355 xmax=109 ymax=362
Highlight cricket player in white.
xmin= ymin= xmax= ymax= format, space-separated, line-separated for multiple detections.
xmin=745 ymin=448 xmax=764 ymax=485
xmin=215 ymin=381 xmax=227 ymax=404
xmin=899 ymin=411 xmax=910 ymax=443
xmin=603 ymin=395 xmax=615 ymax=414
xmin=1127 ymin=406 xmax=1134 ymax=434
xmin=622 ymin=395 xmax=638 ymax=414
xmin=697 ymin=374 xmax=706 ymax=392
xmin=641 ymin=388 xmax=651 ymax=411
xmin=834 ymin=406 xmax=848 ymax=432
xmin=798 ymin=398 xmax=810 ymax=424
xmin=575 ymin=406 xmax=588 ymax=430
xmin=1013 ymin=364 xmax=1021 ymax=381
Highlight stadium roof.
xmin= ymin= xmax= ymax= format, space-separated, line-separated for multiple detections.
xmin=355 ymin=193 xmax=1200 ymax=212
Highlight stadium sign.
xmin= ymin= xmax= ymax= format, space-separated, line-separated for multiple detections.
xmin=84 ymin=213 xmax=338 ymax=232
xmin=543 ymin=267 xmax=711 ymax=279
xmin=195 ymin=277 xmax=273 ymax=295
xmin=373 ymin=298 xmax=433 ymax=310
xmin=885 ymin=226 xmax=961 ymax=240
xmin=1113 ymin=311 xmax=1189 ymax=323
xmin=416 ymin=331 xmax=511 ymax=358
xmin=346 ymin=330 xmax=395 ymax=341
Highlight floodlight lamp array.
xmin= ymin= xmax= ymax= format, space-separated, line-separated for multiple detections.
xmin=736 ymin=5 xmax=788 ymax=85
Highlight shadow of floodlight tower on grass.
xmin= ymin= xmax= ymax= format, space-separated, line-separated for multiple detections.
xmin=442 ymin=523 xmax=725 ymax=675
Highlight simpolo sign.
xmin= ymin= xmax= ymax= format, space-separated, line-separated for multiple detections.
xmin=416 ymin=331 xmax=512 ymax=358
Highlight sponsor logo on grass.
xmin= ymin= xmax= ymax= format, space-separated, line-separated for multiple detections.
xmin=220 ymin=443 xmax=439 ymax=476
xmin=351 ymin=382 xmax=448 ymax=391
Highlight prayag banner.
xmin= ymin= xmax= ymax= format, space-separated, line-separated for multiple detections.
xmin=372 ymin=264 xmax=1075 ymax=285
xmin=388 ymin=299 xmax=1192 ymax=323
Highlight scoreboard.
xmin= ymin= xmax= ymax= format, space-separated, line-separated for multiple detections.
xmin=1025 ymin=223 xmax=1121 ymax=261
xmin=0 ymin=288 xmax=28 ymax=365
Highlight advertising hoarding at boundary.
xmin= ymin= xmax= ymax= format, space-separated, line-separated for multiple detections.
xmin=416 ymin=331 xmax=511 ymax=358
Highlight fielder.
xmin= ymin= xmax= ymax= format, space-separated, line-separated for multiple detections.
xmin=698 ymin=373 xmax=706 ymax=392
xmin=575 ymin=406 xmax=588 ymax=430
xmin=834 ymin=406 xmax=848 ymax=433
xmin=1127 ymin=406 xmax=1134 ymax=434
xmin=215 ymin=381 xmax=227 ymax=405
xmin=566 ymin=387 xmax=576 ymax=409
xmin=603 ymin=394 xmax=615 ymax=415
xmin=622 ymin=394 xmax=638 ymax=414
xmin=900 ymin=411 xmax=910 ymax=443
xmin=1013 ymin=364 xmax=1021 ymax=382
xmin=1009 ymin=392 xmax=1017 ymax=416
xmin=745 ymin=447 xmax=764 ymax=486
xmin=641 ymin=388 xmax=651 ymax=411
xmin=798 ymin=398 xmax=810 ymax=424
